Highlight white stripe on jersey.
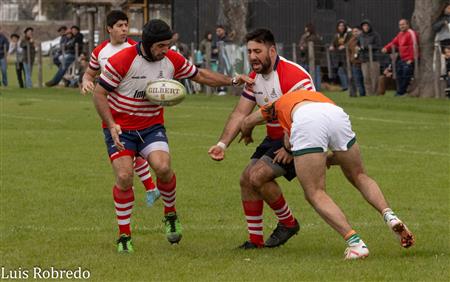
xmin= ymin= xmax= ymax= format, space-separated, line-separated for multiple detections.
xmin=108 ymin=102 xmax=162 ymax=117
xmin=108 ymin=93 xmax=162 ymax=111
xmin=288 ymin=78 xmax=316 ymax=93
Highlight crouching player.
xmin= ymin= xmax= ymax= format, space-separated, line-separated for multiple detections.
xmin=240 ymin=90 xmax=415 ymax=259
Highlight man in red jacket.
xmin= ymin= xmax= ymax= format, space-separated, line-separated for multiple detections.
xmin=382 ymin=19 xmax=419 ymax=96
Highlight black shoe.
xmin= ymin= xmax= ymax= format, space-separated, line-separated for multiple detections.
xmin=45 ymin=81 xmax=57 ymax=87
xmin=238 ymin=241 xmax=264 ymax=249
xmin=163 ymin=212 xmax=182 ymax=244
xmin=264 ymin=220 xmax=300 ymax=248
xmin=116 ymin=234 xmax=134 ymax=253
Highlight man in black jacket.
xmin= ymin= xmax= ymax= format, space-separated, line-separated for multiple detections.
xmin=359 ymin=19 xmax=382 ymax=95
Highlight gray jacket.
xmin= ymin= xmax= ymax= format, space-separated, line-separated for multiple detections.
xmin=432 ymin=15 xmax=450 ymax=42
xmin=359 ymin=20 xmax=382 ymax=62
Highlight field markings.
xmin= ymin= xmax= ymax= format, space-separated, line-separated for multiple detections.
xmin=351 ymin=116 xmax=448 ymax=126
xmin=1 ymin=114 xmax=63 ymax=124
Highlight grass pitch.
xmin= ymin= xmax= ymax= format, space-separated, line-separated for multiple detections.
xmin=0 ymin=86 xmax=449 ymax=281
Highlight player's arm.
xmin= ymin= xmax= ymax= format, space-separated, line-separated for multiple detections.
xmin=208 ymin=96 xmax=256 ymax=161
xmin=239 ymin=108 xmax=266 ymax=145
xmin=191 ymin=68 xmax=253 ymax=87
xmin=81 ymin=67 xmax=99 ymax=95
xmin=92 ymin=84 xmax=124 ymax=151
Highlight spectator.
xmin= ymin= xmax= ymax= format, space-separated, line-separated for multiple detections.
xmin=382 ymin=19 xmax=419 ymax=96
xmin=170 ymin=32 xmax=190 ymax=59
xmin=444 ymin=46 xmax=450 ymax=96
xmin=46 ymin=31 xmax=77 ymax=87
xmin=199 ymin=31 xmax=213 ymax=67
xmin=298 ymin=23 xmax=323 ymax=90
xmin=212 ymin=25 xmax=229 ymax=95
xmin=330 ymin=19 xmax=351 ymax=91
xmin=0 ymin=26 xmax=9 ymax=87
xmin=52 ymin=26 xmax=68 ymax=67
xmin=359 ymin=19 xmax=382 ymax=95
xmin=20 ymin=27 xmax=36 ymax=88
xmin=8 ymin=34 xmax=25 ymax=88
xmin=348 ymin=27 xmax=365 ymax=97
xmin=68 ymin=53 xmax=88 ymax=88
xmin=71 ymin=25 xmax=84 ymax=55
xmin=432 ymin=3 xmax=450 ymax=50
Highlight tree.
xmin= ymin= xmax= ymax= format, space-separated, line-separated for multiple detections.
xmin=411 ymin=0 xmax=446 ymax=98
xmin=220 ymin=0 xmax=248 ymax=44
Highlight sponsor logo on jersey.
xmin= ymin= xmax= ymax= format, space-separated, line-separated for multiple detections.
xmin=131 ymin=76 xmax=147 ymax=79
xmin=134 ymin=90 xmax=146 ymax=99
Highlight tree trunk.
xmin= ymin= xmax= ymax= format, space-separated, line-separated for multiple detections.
xmin=220 ymin=0 xmax=248 ymax=44
xmin=411 ymin=0 xmax=445 ymax=98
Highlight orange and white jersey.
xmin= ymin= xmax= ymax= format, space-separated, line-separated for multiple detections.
xmin=242 ymin=56 xmax=315 ymax=139
xmin=98 ymin=43 xmax=198 ymax=130
xmin=89 ymin=38 xmax=137 ymax=72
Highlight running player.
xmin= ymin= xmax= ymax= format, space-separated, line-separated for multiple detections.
xmin=92 ymin=19 xmax=252 ymax=252
xmin=208 ymin=29 xmax=315 ymax=249
xmin=81 ymin=10 xmax=160 ymax=206
xmin=240 ymin=90 xmax=415 ymax=259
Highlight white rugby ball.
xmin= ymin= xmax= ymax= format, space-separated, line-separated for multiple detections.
xmin=145 ymin=79 xmax=187 ymax=106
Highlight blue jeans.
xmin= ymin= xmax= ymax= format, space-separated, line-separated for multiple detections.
xmin=396 ymin=60 xmax=414 ymax=95
xmin=0 ymin=57 xmax=7 ymax=86
xmin=337 ymin=66 xmax=348 ymax=90
xmin=23 ymin=62 xmax=33 ymax=88
xmin=300 ymin=63 xmax=321 ymax=91
xmin=49 ymin=54 xmax=75 ymax=84
xmin=351 ymin=65 xmax=366 ymax=96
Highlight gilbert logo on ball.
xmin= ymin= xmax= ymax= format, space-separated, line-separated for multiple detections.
xmin=145 ymin=79 xmax=187 ymax=106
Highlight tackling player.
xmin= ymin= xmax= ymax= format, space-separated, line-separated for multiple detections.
xmin=92 ymin=19 xmax=252 ymax=253
xmin=81 ymin=11 xmax=160 ymax=206
xmin=240 ymin=90 xmax=415 ymax=259
xmin=208 ymin=29 xmax=315 ymax=249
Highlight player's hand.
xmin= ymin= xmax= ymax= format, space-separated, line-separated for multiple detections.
xmin=208 ymin=145 xmax=225 ymax=161
xmin=81 ymin=80 xmax=95 ymax=95
xmin=273 ymin=148 xmax=293 ymax=165
xmin=233 ymin=74 xmax=255 ymax=87
xmin=238 ymin=133 xmax=253 ymax=145
xmin=239 ymin=121 xmax=254 ymax=145
xmin=109 ymin=124 xmax=124 ymax=151
xmin=381 ymin=47 xmax=387 ymax=54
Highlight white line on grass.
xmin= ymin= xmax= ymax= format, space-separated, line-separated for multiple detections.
xmin=1 ymin=114 xmax=63 ymax=123
xmin=352 ymin=116 xmax=448 ymax=126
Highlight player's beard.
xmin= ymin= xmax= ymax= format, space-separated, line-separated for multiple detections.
xmin=251 ymin=56 xmax=272 ymax=74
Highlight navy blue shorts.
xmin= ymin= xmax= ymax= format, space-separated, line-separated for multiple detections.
xmin=250 ymin=136 xmax=296 ymax=181
xmin=103 ymin=124 xmax=169 ymax=161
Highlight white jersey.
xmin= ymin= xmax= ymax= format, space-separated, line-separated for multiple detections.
xmin=89 ymin=38 xmax=137 ymax=72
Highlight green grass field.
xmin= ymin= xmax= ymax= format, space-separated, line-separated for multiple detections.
xmin=0 ymin=85 xmax=449 ymax=281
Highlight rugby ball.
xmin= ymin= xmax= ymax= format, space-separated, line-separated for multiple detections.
xmin=145 ymin=79 xmax=187 ymax=106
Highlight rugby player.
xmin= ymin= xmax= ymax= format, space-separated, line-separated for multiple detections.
xmin=208 ymin=29 xmax=315 ymax=249
xmin=92 ymin=19 xmax=252 ymax=252
xmin=81 ymin=11 xmax=161 ymax=206
xmin=240 ymin=90 xmax=415 ymax=259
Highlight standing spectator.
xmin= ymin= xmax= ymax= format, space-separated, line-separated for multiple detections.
xmin=382 ymin=19 xmax=419 ymax=96
xmin=0 ymin=27 xmax=9 ymax=87
xmin=170 ymin=32 xmax=190 ymax=59
xmin=212 ymin=25 xmax=229 ymax=95
xmin=432 ymin=3 xmax=450 ymax=50
xmin=46 ymin=31 xmax=76 ymax=87
xmin=199 ymin=31 xmax=213 ymax=67
xmin=444 ymin=46 xmax=450 ymax=96
xmin=298 ymin=23 xmax=323 ymax=90
xmin=52 ymin=26 xmax=68 ymax=67
xmin=359 ymin=19 xmax=382 ymax=95
xmin=348 ymin=27 xmax=365 ymax=97
xmin=20 ymin=27 xmax=36 ymax=88
xmin=330 ymin=20 xmax=351 ymax=91
xmin=8 ymin=34 xmax=25 ymax=88
xmin=71 ymin=25 xmax=84 ymax=55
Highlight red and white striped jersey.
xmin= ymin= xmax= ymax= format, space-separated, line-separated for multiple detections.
xmin=242 ymin=56 xmax=315 ymax=139
xmin=99 ymin=43 xmax=198 ymax=130
xmin=89 ymin=38 xmax=137 ymax=72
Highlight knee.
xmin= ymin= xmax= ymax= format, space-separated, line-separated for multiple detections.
xmin=116 ymin=170 xmax=134 ymax=188
xmin=153 ymin=162 xmax=172 ymax=179
xmin=248 ymin=171 xmax=266 ymax=189
xmin=239 ymin=171 xmax=251 ymax=188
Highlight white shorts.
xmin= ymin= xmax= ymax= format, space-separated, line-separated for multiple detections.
xmin=290 ymin=102 xmax=356 ymax=156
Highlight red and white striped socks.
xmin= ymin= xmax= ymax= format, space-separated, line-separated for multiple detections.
xmin=113 ymin=185 xmax=135 ymax=235
xmin=134 ymin=157 xmax=156 ymax=191
xmin=157 ymin=174 xmax=177 ymax=214
xmin=268 ymin=194 xmax=297 ymax=227
xmin=242 ymin=200 xmax=264 ymax=246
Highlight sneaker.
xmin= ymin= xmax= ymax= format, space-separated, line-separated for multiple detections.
xmin=389 ymin=220 xmax=415 ymax=248
xmin=116 ymin=234 xmax=133 ymax=253
xmin=217 ymin=91 xmax=227 ymax=96
xmin=164 ymin=212 xmax=182 ymax=244
xmin=344 ymin=240 xmax=369 ymax=260
xmin=264 ymin=220 xmax=300 ymax=248
xmin=146 ymin=188 xmax=161 ymax=207
xmin=238 ymin=241 xmax=264 ymax=249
